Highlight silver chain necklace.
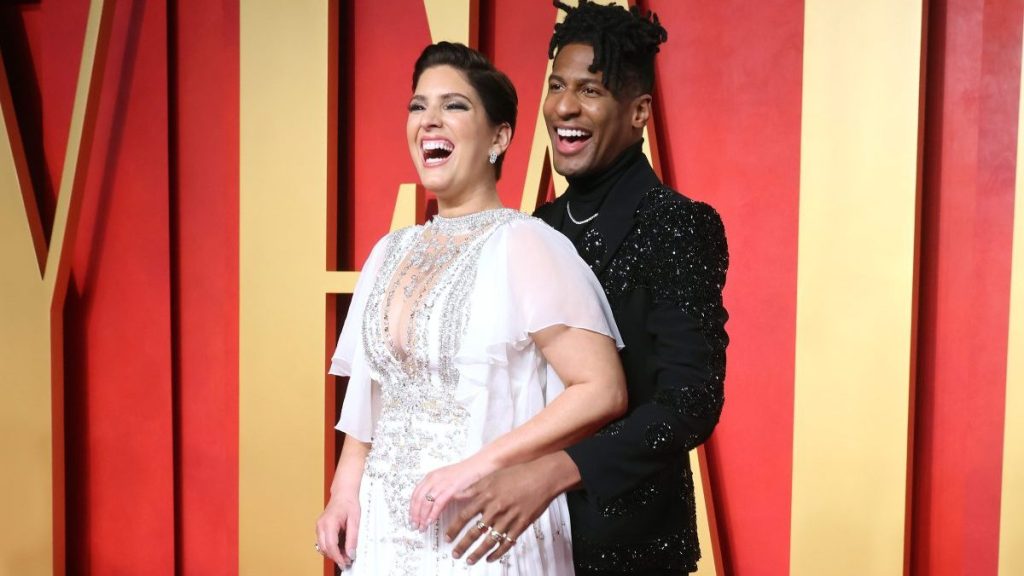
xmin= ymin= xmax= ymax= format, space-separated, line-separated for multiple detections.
xmin=566 ymin=201 xmax=599 ymax=225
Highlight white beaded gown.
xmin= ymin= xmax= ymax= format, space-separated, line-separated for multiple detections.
xmin=328 ymin=208 xmax=621 ymax=575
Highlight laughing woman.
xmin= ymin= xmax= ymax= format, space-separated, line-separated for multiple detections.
xmin=315 ymin=42 xmax=626 ymax=575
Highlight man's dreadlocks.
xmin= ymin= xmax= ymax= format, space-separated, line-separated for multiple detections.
xmin=549 ymin=0 xmax=668 ymax=97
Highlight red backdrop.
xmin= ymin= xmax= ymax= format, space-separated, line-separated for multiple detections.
xmin=1 ymin=0 xmax=1021 ymax=574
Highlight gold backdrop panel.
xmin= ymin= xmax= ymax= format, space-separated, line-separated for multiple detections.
xmin=790 ymin=1 xmax=923 ymax=574
xmin=239 ymin=1 xmax=329 ymax=574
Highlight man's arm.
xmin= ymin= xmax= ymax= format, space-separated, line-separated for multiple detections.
xmin=445 ymin=197 xmax=729 ymax=563
xmin=568 ymin=198 xmax=728 ymax=506
xmin=445 ymin=451 xmax=580 ymax=564
xmin=409 ymin=324 xmax=625 ymax=530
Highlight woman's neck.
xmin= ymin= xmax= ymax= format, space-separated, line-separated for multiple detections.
xmin=435 ymin=183 xmax=504 ymax=217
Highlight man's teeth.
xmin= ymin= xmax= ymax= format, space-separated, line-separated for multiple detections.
xmin=422 ymin=140 xmax=454 ymax=151
xmin=557 ymin=128 xmax=590 ymax=138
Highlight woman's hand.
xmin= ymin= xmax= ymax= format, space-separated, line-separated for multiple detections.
xmin=316 ymin=492 xmax=361 ymax=570
xmin=410 ymin=455 xmax=498 ymax=530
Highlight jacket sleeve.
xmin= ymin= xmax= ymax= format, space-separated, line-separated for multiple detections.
xmin=563 ymin=197 xmax=729 ymax=506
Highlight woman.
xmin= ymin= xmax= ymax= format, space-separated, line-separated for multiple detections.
xmin=315 ymin=42 xmax=626 ymax=575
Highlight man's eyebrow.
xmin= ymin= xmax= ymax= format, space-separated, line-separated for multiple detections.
xmin=547 ymin=73 xmax=602 ymax=86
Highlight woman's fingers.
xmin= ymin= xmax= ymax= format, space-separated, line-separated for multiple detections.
xmin=425 ymin=487 xmax=456 ymax=526
xmin=316 ymin=507 xmax=353 ymax=569
xmin=410 ymin=478 xmax=440 ymax=530
xmin=411 ymin=471 xmax=456 ymax=530
xmin=444 ymin=485 xmax=482 ymax=544
xmin=409 ymin=475 xmax=430 ymax=528
xmin=343 ymin=511 xmax=360 ymax=562
xmin=315 ymin=527 xmax=327 ymax=559
xmin=316 ymin=523 xmax=348 ymax=568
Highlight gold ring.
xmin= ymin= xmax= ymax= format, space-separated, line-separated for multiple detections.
xmin=488 ymin=529 xmax=505 ymax=543
xmin=475 ymin=520 xmax=489 ymax=531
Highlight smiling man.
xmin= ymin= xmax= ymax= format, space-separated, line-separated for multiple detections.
xmin=445 ymin=2 xmax=730 ymax=574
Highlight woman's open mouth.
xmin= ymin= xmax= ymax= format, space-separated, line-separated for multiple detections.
xmin=422 ymin=139 xmax=454 ymax=166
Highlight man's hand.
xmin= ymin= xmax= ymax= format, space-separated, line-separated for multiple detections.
xmin=444 ymin=451 xmax=582 ymax=564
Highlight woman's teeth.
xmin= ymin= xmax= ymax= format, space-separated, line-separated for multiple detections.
xmin=422 ymin=140 xmax=454 ymax=165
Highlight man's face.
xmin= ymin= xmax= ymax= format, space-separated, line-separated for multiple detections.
xmin=543 ymin=43 xmax=646 ymax=178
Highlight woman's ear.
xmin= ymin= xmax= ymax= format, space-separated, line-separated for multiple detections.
xmin=492 ymin=122 xmax=513 ymax=155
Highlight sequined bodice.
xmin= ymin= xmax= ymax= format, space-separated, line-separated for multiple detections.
xmin=359 ymin=208 xmax=527 ymax=530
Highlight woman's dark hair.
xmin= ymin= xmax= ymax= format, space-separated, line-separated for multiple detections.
xmin=412 ymin=42 xmax=518 ymax=179
xmin=549 ymin=0 xmax=668 ymax=97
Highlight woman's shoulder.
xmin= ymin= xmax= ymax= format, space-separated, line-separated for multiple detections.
xmin=374 ymin=225 xmax=420 ymax=250
xmin=360 ymin=225 xmax=420 ymax=270
xmin=484 ymin=212 xmax=583 ymax=274
xmin=382 ymin=223 xmax=422 ymax=241
xmin=490 ymin=211 xmax=569 ymax=249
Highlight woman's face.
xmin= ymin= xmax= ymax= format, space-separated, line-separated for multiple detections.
xmin=407 ymin=65 xmax=499 ymax=196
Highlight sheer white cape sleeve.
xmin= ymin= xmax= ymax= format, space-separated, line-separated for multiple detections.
xmin=469 ymin=218 xmax=621 ymax=351
xmin=328 ymin=238 xmax=388 ymax=443
xmin=451 ymin=219 xmax=623 ymax=448
xmin=328 ymin=218 xmax=622 ymax=447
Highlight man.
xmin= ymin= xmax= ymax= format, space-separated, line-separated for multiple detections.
xmin=445 ymin=2 xmax=729 ymax=574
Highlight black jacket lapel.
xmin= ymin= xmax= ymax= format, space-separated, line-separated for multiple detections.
xmin=587 ymin=157 xmax=661 ymax=276
xmin=534 ymin=192 xmax=569 ymax=228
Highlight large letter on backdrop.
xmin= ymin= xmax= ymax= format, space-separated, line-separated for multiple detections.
xmin=0 ymin=2 xmax=111 ymax=574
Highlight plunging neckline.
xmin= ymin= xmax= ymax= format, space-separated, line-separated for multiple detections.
xmin=379 ymin=208 xmax=516 ymax=365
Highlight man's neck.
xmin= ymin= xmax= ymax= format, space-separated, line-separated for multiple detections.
xmin=565 ymin=139 xmax=645 ymax=199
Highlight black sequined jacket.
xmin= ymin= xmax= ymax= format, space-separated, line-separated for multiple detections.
xmin=535 ymin=157 xmax=729 ymax=574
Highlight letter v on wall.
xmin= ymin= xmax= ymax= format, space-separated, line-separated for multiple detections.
xmin=0 ymin=1 xmax=114 ymax=574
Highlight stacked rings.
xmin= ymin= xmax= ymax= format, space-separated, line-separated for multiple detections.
xmin=474 ymin=520 xmax=514 ymax=545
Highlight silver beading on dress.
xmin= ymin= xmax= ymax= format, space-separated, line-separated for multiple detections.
xmin=358 ymin=208 xmax=527 ymax=572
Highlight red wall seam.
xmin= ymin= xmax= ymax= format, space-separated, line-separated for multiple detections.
xmin=65 ymin=0 xmax=176 ymax=572
xmin=172 ymin=0 xmax=240 ymax=574
xmin=913 ymin=1 xmax=1024 ymax=574
xmin=646 ymin=1 xmax=804 ymax=574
